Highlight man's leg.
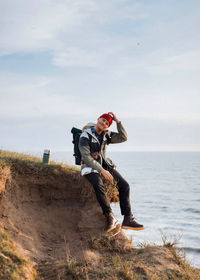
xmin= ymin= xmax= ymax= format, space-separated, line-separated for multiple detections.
xmin=85 ymin=172 xmax=112 ymax=215
xmin=109 ymin=168 xmax=132 ymax=216
xmin=109 ymin=168 xmax=145 ymax=231
xmin=85 ymin=172 xmax=119 ymax=232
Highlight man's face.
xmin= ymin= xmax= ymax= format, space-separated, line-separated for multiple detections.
xmin=97 ymin=117 xmax=110 ymax=130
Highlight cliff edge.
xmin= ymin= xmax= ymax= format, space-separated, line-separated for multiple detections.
xmin=0 ymin=150 xmax=199 ymax=280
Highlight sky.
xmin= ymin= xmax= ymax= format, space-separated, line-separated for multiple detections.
xmin=0 ymin=0 xmax=200 ymax=153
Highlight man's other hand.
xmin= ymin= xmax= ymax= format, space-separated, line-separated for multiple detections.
xmin=100 ymin=169 xmax=113 ymax=181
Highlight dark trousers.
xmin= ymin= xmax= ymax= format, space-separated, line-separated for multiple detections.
xmin=85 ymin=168 xmax=132 ymax=216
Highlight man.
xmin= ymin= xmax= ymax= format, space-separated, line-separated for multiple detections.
xmin=79 ymin=112 xmax=144 ymax=232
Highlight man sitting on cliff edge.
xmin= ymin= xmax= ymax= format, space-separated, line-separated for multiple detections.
xmin=79 ymin=112 xmax=144 ymax=232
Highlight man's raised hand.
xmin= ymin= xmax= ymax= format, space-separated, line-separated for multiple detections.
xmin=108 ymin=112 xmax=120 ymax=123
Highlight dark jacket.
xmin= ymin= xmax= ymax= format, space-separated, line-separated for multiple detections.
xmin=79 ymin=121 xmax=128 ymax=175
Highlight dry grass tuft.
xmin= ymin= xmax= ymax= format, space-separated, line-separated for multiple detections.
xmin=103 ymin=178 xmax=119 ymax=202
xmin=0 ymin=228 xmax=37 ymax=280
xmin=89 ymin=234 xmax=133 ymax=254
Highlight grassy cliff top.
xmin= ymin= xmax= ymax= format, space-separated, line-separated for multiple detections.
xmin=0 ymin=149 xmax=80 ymax=174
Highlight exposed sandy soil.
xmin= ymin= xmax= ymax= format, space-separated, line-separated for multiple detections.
xmin=0 ymin=164 xmax=130 ymax=275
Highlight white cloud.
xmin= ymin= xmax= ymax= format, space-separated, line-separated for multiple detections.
xmin=0 ymin=73 xmax=92 ymax=119
xmin=0 ymin=0 xmax=144 ymax=54
xmin=52 ymin=48 xmax=101 ymax=67
xmin=1 ymin=0 xmax=200 ymax=151
xmin=148 ymin=50 xmax=200 ymax=75
xmin=1 ymin=0 xmax=199 ymax=76
xmin=124 ymin=113 xmax=200 ymax=125
xmin=0 ymin=0 xmax=90 ymax=53
xmin=1 ymin=68 xmax=199 ymax=127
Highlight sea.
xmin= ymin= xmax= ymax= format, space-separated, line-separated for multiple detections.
xmin=49 ymin=151 xmax=200 ymax=268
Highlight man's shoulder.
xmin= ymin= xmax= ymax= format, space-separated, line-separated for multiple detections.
xmin=80 ymin=130 xmax=90 ymax=138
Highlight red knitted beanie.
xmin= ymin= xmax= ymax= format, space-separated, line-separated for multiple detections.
xmin=99 ymin=113 xmax=113 ymax=126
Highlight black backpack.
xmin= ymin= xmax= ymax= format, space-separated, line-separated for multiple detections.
xmin=71 ymin=127 xmax=82 ymax=165
xmin=71 ymin=127 xmax=92 ymax=165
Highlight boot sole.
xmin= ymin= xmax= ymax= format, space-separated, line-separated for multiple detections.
xmin=106 ymin=222 xmax=120 ymax=233
xmin=121 ymin=226 xmax=145 ymax=231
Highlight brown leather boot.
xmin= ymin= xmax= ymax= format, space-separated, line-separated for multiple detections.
xmin=104 ymin=212 xmax=120 ymax=232
xmin=122 ymin=214 xmax=144 ymax=231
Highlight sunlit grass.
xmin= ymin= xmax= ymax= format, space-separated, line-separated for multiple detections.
xmin=0 ymin=149 xmax=80 ymax=174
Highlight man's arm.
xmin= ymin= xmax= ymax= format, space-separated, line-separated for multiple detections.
xmin=79 ymin=133 xmax=103 ymax=173
xmin=108 ymin=112 xmax=128 ymax=143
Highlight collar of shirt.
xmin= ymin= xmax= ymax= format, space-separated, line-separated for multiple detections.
xmin=91 ymin=126 xmax=104 ymax=145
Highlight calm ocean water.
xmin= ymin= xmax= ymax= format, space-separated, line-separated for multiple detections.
xmin=50 ymin=151 xmax=200 ymax=268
